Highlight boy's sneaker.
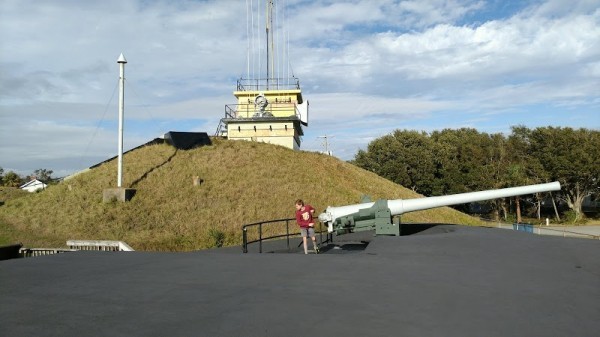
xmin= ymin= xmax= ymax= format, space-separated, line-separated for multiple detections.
xmin=314 ymin=247 xmax=320 ymax=254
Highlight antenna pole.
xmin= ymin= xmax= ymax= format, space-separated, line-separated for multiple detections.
xmin=117 ymin=53 xmax=127 ymax=188
xmin=318 ymin=135 xmax=334 ymax=155
xmin=266 ymin=0 xmax=274 ymax=89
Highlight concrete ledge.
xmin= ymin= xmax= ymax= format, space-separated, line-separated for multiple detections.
xmin=67 ymin=240 xmax=135 ymax=251
xmin=102 ymin=188 xmax=136 ymax=202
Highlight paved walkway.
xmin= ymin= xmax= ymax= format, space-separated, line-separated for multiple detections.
xmin=495 ymin=224 xmax=600 ymax=239
xmin=1 ymin=225 xmax=599 ymax=337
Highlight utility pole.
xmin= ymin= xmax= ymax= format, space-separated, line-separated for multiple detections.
xmin=317 ymin=135 xmax=334 ymax=156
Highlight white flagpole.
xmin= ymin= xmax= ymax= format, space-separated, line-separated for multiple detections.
xmin=117 ymin=53 xmax=127 ymax=187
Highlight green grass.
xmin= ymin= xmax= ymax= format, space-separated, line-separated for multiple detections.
xmin=0 ymin=138 xmax=482 ymax=251
xmin=0 ymin=186 xmax=29 ymax=203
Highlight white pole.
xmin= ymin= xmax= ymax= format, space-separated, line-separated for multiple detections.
xmin=117 ymin=53 xmax=127 ymax=188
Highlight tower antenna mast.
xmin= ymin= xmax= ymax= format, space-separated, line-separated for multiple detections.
xmin=266 ymin=0 xmax=274 ymax=89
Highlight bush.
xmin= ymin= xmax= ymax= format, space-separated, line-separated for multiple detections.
xmin=562 ymin=210 xmax=584 ymax=225
xmin=207 ymin=228 xmax=225 ymax=248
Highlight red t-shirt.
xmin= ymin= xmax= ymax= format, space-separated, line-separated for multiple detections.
xmin=295 ymin=205 xmax=315 ymax=228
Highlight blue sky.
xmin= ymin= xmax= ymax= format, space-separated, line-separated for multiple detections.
xmin=1 ymin=0 xmax=599 ymax=177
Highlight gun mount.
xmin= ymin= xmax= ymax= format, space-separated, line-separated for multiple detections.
xmin=318 ymin=182 xmax=561 ymax=236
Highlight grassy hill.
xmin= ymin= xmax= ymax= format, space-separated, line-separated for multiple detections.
xmin=0 ymin=138 xmax=482 ymax=251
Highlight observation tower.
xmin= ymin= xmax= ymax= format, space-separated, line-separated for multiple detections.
xmin=216 ymin=0 xmax=309 ymax=150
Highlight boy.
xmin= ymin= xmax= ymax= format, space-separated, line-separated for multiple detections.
xmin=295 ymin=199 xmax=320 ymax=254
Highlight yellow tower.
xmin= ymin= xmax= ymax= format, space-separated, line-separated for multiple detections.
xmin=217 ymin=78 xmax=308 ymax=150
xmin=215 ymin=0 xmax=309 ymax=150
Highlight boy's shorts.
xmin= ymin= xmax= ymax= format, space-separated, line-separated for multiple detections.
xmin=300 ymin=227 xmax=315 ymax=237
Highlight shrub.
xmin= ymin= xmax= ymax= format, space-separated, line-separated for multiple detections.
xmin=562 ymin=210 xmax=584 ymax=225
xmin=207 ymin=228 xmax=225 ymax=248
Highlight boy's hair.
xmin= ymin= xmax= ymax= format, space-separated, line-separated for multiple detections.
xmin=295 ymin=199 xmax=304 ymax=206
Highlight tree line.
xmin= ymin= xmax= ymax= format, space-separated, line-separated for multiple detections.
xmin=352 ymin=126 xmax=600 ymax=222
xmin=0 ymin=168 xmax=55 ymax=188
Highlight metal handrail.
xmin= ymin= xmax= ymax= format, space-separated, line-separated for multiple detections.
xmin=224 ymin=105 xmax=237 ymax=118
xmin=67 ymin=239 xmax=135 ymax=251
xmin=242 ymin=218 xmax=332 ymax=253
xmin=223 ymin=103 xmax=301 ymax=119
xmin=237 ymin=77 xmax=300 ymax=91
xmin=214 ymin=106 xmax=238 ymax=136
xmin=19 ymin=248 xmax=78 ymax=258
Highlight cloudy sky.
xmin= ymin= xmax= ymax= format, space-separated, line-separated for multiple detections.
xmin=1 ymin=0 xmax=599 ymax=177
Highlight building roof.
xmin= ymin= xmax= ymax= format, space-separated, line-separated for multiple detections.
xmin=18 ymin=179 xmax=46 ymax=189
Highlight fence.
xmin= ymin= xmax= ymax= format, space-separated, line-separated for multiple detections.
xmin=15 ymin=240 xmax=135 ymax=259
xmin=67 ymin=240 xmax=135 ymax=251
xmin=19 ymin=247 xmax=78 ymax=257
xmin=242 ymin=218 xmax=332 ymax=253
xmin=236 ymin=77 xmax=300 ymax=91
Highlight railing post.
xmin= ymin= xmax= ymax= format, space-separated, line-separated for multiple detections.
xmin=242 ymin=226 xmax=248 ymax=253
xmin=286 ymin=219 xmax=290 ymax=251
xmin=318 ymin=222 xmax=322 ymax=245
xmin=259 ymin=223 xmax=263 ymax=254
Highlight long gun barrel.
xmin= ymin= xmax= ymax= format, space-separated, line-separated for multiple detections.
xmin=318 ymin=181 xmax=561 ymax=235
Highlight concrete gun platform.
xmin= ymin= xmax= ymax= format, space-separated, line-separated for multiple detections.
xmin=1 ymin=224 xmax=599 ymax=336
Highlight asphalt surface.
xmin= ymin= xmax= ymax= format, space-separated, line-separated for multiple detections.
xmin=1 ymin=224 xmax=599 ymax=337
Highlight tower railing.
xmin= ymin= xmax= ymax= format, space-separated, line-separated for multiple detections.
xmin=215 ymin=106 xmax=238 ymax=136
xmin=223 ymin=103 xmax=301 ymax=119
xmin=237 ymin=77 xmax=300 ymax=91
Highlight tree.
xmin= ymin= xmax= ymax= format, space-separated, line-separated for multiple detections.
xmin=520 ymin=127 xmax=600 ymax=222
xmin=479 ymin=133 xmax=513 ymax=221
xmin=430 ymin=128 xmax=501 ymax=192
xmin=0 ymin=166 xmax=4 ymax=185
xmin=351 ymin=126 xmax=599 ymax=222
xmin=353 ymin=130 xmax=437 ymax=195
xmin=32 ymin=168 xmax=54 ymax=182
xmin=2 ymin=171 xmax=23 ymax=187
xmin=508 ymin=126 xmax=553 ymax=221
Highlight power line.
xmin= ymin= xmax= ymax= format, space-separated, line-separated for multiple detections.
xmin=317 ymin=135 xmax=334 ymax=156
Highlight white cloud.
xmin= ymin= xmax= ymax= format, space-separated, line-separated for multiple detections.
xmin=390 ymin=0 xmax=485 ymax=27
xmin=308 ymin=92 xmax=449 ymax=120
xmin=320 ymin=8 xmax=599 ymax=81
xmin=0 ymin=0 xmax=598 ymax=174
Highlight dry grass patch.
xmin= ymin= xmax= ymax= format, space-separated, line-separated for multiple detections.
xmin=0 ymin=138 xmax=482 ymax=250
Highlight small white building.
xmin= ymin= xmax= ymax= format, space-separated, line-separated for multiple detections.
xmin=19 ymin=179 xmax=47 ymax=193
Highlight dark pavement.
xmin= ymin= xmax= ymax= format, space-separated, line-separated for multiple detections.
xmin=1 ymin=224 xmax=599 ymax=336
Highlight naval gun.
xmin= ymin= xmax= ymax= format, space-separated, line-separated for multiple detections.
xmin=318 ymin=182 xmax=561 ymax=236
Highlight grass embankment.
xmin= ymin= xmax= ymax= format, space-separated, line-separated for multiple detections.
xmin=0 ymin=138 xmax=482 ymax=251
